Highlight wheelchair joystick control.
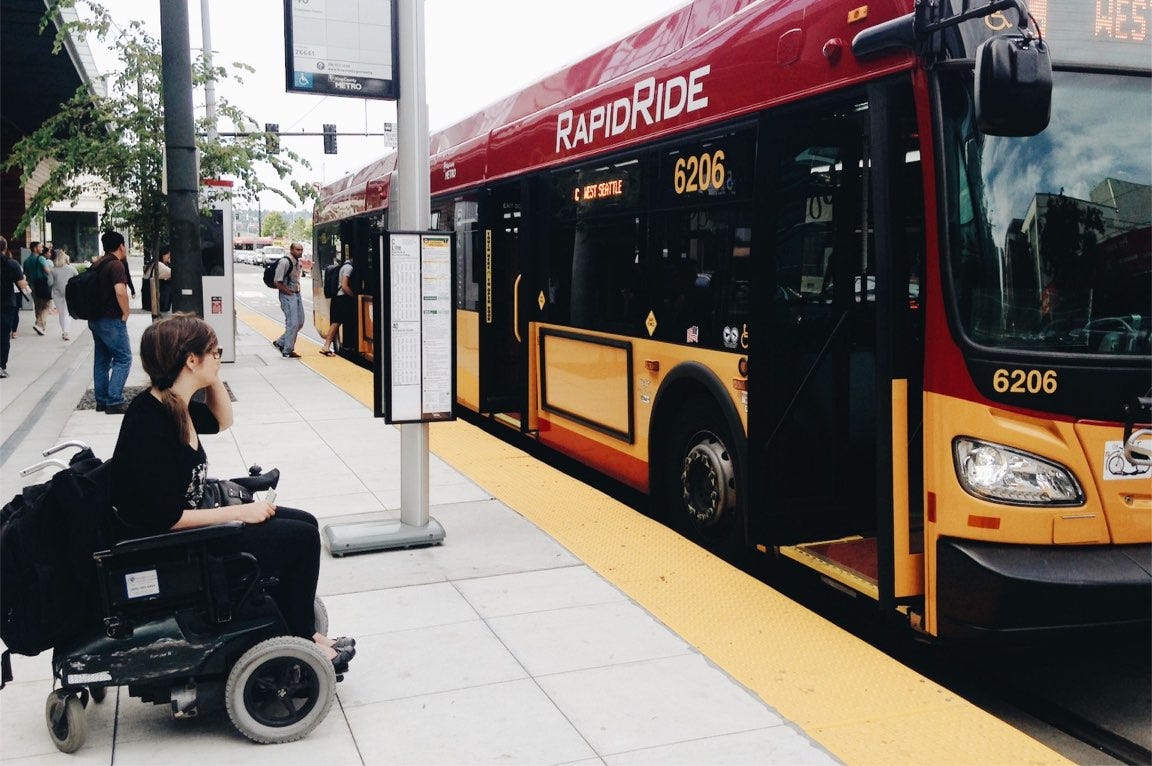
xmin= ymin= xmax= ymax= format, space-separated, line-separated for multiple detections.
xmin=248 ymin=465 xmax=262 ymax=476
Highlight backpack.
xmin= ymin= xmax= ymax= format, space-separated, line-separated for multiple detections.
xmin=322 ymin=262 xmax=342 ymax=299
xmin=263 ymin=257 xmax=289 ymax=288
xmin=0 ymin=451 xmax=109 ymax=660
xmin=65 ymin=260 xmax=106 ymax=320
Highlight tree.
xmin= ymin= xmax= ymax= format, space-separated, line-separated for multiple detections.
xmin=262 ymin=211 xmax=288 ymax=239
xmin=287 ymin=215 xmax=312 ymax=244
xmin=3 ymin=1 xmax=314 ymax=256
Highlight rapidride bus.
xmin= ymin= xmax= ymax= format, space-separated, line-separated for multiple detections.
xmin=312 ymin=0 xmax=1151 ymax=639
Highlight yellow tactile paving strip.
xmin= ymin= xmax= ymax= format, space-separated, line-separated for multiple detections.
xmin=240 ymin=307 xmax=1069 ymax=765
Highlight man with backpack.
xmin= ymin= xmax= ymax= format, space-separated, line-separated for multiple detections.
xmin=320 ymin=255 xmax=354 ymax=356
xmin=271 ymin=243 xmax=305 ymax=359
xmin=22 ymin=241 xmax=52 ymax=335
xmin=89 ymin=231 xmax=133 ymax=414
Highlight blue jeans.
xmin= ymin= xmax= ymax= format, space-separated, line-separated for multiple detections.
xmin=89 ymin=317 xmax=132 ymax=406
xmin=277 ymin=292 xmax=304 ymax=353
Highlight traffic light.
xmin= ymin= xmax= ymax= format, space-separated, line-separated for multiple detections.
xmin=265 ymin=123 xmax=279 ymax=154
xmin=323 ymin=124 xmax=337 ymax=155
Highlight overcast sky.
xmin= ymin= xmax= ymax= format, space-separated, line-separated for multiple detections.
xmin=83 ymin=0 xmax=691 ymax=209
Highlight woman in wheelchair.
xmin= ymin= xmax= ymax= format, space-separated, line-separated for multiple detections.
xmin=108 ymin=314 xmax=355 ymax=672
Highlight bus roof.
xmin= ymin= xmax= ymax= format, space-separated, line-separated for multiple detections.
xmin=315 ymin=0 xmax=915 ymax=224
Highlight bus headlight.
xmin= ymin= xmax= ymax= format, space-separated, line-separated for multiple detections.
xmin=953 ymin=438 xmax=1083 ymax=506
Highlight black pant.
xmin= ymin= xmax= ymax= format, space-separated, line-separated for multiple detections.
xmin=1 ymin=305 xmax=16 ymax=368
xmin=213 ymin=506 xmax=321 ymax=640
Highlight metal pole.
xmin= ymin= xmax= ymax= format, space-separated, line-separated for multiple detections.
xmin=396 ymin=0 xmax=430 ymax=528
xmin=200 ymin=0 xmax=218 ymax=142
xmin=159 ymin=0 xmax=203 ymax=315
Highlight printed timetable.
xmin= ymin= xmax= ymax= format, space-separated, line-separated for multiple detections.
xmin=379 ymin=232 xmax=456 ymax=423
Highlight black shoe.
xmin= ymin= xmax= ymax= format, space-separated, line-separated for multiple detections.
xmin=95 ymin=403 xmax=106 ymax=412
xmin=332 ymin=636 xmax=356 ymax=650
xmin=105 ymin=403 xmax=128 ymax=415
xmin=331 ymin=646 xmax=356 ymax=674
xmin=272 ymin=340 xmax=284 ymax=351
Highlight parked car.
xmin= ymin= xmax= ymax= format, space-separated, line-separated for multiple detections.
xmin=260 ymin=246 xmax=286 ymax=267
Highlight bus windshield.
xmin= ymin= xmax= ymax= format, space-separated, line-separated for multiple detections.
xmin=940 ymin=69 xmax=1151 ymax=356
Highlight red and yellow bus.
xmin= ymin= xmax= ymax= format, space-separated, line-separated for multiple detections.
xmin=312 ymin=0 xmax=1151 ymax=639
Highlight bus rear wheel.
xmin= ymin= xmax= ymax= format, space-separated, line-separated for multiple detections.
xmin=657 ymin=398 xmax=742 ymax=549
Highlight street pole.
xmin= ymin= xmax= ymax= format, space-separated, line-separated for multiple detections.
xmin=159 ymin=0 xmax=203 ymax=316
xmin=395 ymin=0 xmax=432 ymax=529
xmin=201 ymin=0 xmax=218 ymax=143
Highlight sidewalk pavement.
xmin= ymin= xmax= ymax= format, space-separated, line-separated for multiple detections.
xmin=0 ymin=310 xmax=837 ymax=765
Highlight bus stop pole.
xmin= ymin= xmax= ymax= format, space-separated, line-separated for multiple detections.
xmin=395 ymin=0 xmax=431 ymax=528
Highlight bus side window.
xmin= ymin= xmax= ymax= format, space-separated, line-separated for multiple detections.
xmin=650 ymin=207 xmax=752 ymax=346
xmin=452 ymin=200 xmax=480 ymax=311
xmin=565 ymin=216 xmax=643 ymax=333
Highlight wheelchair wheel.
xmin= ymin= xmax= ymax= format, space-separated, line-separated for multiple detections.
xmin=45 ymin=692 xmax=87 ymax=753
xmin=225 ymin=636 xmax=336 ymax=744
xmin=314 ymin=597 xmax=329 ymax=636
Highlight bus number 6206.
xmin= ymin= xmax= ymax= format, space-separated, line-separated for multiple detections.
xmin=674 ymin=150 xmax=726 ymax=194
xmin=993 ymin=368 xmax=1058 ymax=395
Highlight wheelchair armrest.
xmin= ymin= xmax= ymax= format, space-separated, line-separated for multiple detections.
xmin=228 ymin=468 xmax=279 ymax=494
xmin=96 ymin=522 xmax=244 ymax=558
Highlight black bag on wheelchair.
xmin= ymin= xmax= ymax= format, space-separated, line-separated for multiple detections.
xmin=0 ymin=450 xmax=108 ymax=658
xmin=198 ymin=479 xmax=253 ymax=508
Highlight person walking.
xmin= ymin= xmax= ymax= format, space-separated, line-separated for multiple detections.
xmin=320 ymin=256 xmax=354 ymax=356
xmin=272 ymin=242 xmax=305 ymax=359
xmin=89 ymin=231 xmax=133 ymax=414
xmin=51 ymin=248 xmax=79 ymax=341
xmin=22 ymin=241 xmax=52 ymax=334
xmin=1 ymin=236 xmax=31 ymax=378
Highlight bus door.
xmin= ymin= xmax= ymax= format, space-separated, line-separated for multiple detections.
xmin=758 ymin=97 xmax=881 ymax=590
xmin=759 ymin=84 xmax=924 ymax=608
xmin=479 ymin=182 xmax=527 ymax=425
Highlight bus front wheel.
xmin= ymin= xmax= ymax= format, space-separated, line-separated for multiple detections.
xmin=657 ymin=398 xmax=742 ymax=549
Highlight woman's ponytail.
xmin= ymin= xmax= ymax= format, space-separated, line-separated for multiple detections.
xmin=139 ymin=314 xmax=217 ymax=443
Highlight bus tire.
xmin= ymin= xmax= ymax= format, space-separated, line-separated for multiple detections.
xmin=656 ymin=396 xmax=743 ymax=550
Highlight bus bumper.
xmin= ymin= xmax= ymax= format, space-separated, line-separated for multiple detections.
xmin=936 ymin=537 xmax=1152 ymax=640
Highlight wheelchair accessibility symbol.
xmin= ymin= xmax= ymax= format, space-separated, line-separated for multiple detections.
xmin=295 ymin=72 xmax=314 ymax=89
xmin=1103 ymin=440 xmax=1152 ymax=480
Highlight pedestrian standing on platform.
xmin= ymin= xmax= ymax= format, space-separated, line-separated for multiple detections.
xmin=9 ymin=241 xmax=21 ymax=339
xmin=157 ymin=246 xmax=173 ymax=314
xmin=51 ymin=248 xmax=79 ymax=341
xmin=89 ymin=230 xmax=133 ymax=414
xmin=320 ymin=256 xmax=354 ymax=356
xmin=272 ymin=242 xmax=304 ymax=359
xmin=1 ymin=237 xmax=31 ymax=378
xmin=23 ymin=241 xmax=52 ymax=335
xmin=143 ymin=245 xmax=173 ymax=316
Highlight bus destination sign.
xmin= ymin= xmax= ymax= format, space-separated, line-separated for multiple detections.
xmin=574 ymin=178 xmax=625 ymax=203
xmin=283 ymin=0 xmax=400 ymax=100
xmin=955 ymin=0 xmax=1149 ymax=68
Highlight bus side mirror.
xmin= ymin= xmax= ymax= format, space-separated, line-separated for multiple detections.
xmin=975 ymin=35 xmax=1052 ymax=137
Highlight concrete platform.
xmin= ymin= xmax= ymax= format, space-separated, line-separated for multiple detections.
xmin=0 ymin=297 xmax=1072 ymax=765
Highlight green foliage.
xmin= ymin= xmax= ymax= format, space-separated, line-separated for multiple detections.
xmin=287 ymin=215 xmax=312 ymax=243
xmin=4 ymin=0 xmax=315 ymax=250
xmin=261 ymin=210 xmax=289 ymax=238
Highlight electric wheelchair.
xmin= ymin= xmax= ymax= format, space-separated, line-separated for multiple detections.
xmin=18 ymin=442 xmax=338 ymax=753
